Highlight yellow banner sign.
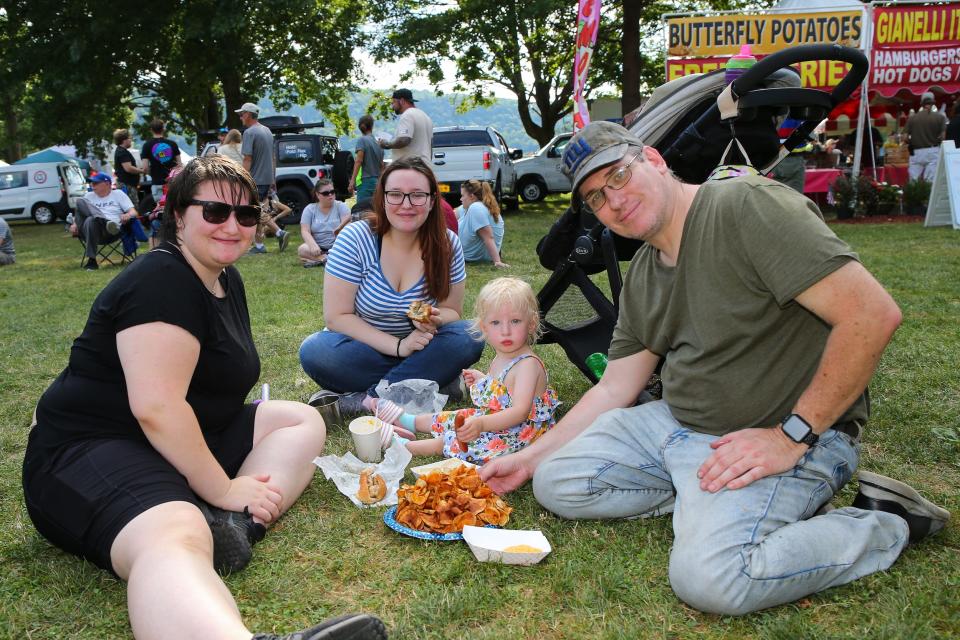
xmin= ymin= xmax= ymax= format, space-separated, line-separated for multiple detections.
xmin=666 ymin=12 xmax=863 ymax=57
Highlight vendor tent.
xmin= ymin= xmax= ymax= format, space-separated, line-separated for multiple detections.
xmin=14 ymin=148 xmax=90 ymax=174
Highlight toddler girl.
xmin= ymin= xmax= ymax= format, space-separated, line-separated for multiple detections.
xmin=377 ymin=277 xmax=559 ymax=464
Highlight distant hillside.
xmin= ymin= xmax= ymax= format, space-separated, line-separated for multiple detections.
xmin=263 ymin=90 xmax=571 ymax=156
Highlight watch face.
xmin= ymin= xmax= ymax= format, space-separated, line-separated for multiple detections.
xmin=782 ymin=415 xmax=811 ymax=442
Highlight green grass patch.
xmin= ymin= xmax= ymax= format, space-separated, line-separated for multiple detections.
xmin=1 ymin=204 xmax=958 ymax=638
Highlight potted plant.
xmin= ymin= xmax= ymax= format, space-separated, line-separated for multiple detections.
xmin=875 ymin=182 xmax=903 ymax=216
xmin=902 ymin=179 xmax=932 ymax=216
xmin=830 ymin=174 xmax=856 ymax=219
xmin=829 ymin=174 xmax=880 ymax=218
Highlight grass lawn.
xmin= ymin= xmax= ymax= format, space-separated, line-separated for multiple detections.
xmin=1 ymin=199 xmax=958 ymax=639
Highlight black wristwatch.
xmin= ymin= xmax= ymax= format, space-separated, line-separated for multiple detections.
xmin=780 ymin=413 xmax=819 ymax=447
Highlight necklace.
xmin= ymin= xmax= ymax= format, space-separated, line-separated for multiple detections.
xmin=153 ymin=243 xmax=225 ymax=297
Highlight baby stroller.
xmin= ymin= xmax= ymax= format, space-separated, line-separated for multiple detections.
xmin=537 ymin=44 xmax=869 ymax=382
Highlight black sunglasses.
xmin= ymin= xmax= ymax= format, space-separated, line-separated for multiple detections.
xmin=317 ymin=190 xmax=336 ymax=196
xmin=189 ymin=199 xmax=260 ymax=227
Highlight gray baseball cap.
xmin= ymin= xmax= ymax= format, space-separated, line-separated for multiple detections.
xmin=921 ymin=91 xmax=935 ymax=104
xmin=562 ymin=121 xmax=645 ymax=199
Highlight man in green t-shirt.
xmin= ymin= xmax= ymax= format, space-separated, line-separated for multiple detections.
xmin=480 ymin=121 xmax=949 ymax=615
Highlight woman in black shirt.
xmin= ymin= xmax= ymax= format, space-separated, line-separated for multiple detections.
xmin=22 ymin=156 xmax=384 ymax=640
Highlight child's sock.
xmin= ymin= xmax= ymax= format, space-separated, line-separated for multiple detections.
xmin=375 ymin=399 xmax=404 ymax=425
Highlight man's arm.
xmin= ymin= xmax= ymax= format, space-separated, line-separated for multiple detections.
xmin=380 ymin=136 xmax=411 ymax=150
xmin=243 ymin=155 xmax=252 ymax=172
xmin=697 ymin=260 xmax=902 ymax=492
xmin=121 ymin=160 xmax=143 ymax=175
xmin=479 ymin=349 xmax=660 ymax=494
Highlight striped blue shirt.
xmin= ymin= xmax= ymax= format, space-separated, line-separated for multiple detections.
xmin=326 ymin=221 xmax=467 ymax=337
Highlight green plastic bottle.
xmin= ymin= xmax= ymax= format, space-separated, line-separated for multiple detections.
xmin=585 ymin=352 xmax=608 ymax=379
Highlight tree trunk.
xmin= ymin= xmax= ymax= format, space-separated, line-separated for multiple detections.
xmin=220 ymin=71 xmax=245 ymax=130
xmin=205 ymin=88 xmax=222 ymax=131
xmin=2 ymin=97 xmax=22 ymax=162
xmin=621 ymin=0 xmax=643 ymax=116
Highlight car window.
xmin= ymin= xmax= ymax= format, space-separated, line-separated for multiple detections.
xmin=64 ymin=165 xmax=85 ymax=186
xmin=494 ymin=132 xmax=509 ymax=152
xmin=318 ymin=138 xmax=338 ymax=164
xmin=552 ymin=137 xmax=571 ymax=156
xmin=277 ymin=140 xmax=315 ymax=164
xmin=432 ymin=130 xmax=491 ymax=147
xmin=0 ymin=171 xmax=28 ymax=190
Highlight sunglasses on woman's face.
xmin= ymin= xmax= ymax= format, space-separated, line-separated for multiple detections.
xmin=317 ymin=190 xmax=335 ymax=197
xmin=189 ymin=199 xmax=261 ymax=227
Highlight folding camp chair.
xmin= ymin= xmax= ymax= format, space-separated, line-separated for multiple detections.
xmin=74 ymin=199 xmax=141 ymax=268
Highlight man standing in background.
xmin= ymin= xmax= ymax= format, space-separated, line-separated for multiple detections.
xmin=236 ymin=102 xmax=275 ymax=200
xmin=113 ymin=129 xmax=145 ymax=211
xmin=905 ymin=92 xmax=947 ymax=182
xmin=379 ymin=88 xmax=433 ymax=165
xmin=140 ymin=120 xmax=181 ymax=202
xmin=349 ymin=115 xmax=384 ymax=201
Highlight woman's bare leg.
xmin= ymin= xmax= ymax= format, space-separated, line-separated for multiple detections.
xmin=111 ymin=502 xmax=251 ymax=640
xmin=238 ymin=400 xmax=326 ymax=518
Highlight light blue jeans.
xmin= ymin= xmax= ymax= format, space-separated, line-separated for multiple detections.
xmin=533 ymin=400 xmax=909 ymax=615
xmin=299 ymin=320 xmax=484 ymax=397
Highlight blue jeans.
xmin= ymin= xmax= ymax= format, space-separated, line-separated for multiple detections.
xmin=533 ymin=400 xmax=909 ymax=616
xmin=356 ymin=176 xmax=379 ymax=202
xmin=299 ymin=320 xmax=484 ymax=397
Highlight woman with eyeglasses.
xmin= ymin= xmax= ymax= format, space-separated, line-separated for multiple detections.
xmin=22 ymin=156 xmax=385 ymax=640
xmin=297 ymin=178 xmax=351 ymax=267
xmin=299 ymin=157 xmax=484 ymax=416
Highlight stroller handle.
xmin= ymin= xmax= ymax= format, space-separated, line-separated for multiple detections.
xmin=730 ymin=44 xmax=868 ymax=108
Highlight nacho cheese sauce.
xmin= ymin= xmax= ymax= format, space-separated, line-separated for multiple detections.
xmin=503 ymin=544 xmax=542 ymax=553
xmin=350 ymin=416 xmax=380 ymax=434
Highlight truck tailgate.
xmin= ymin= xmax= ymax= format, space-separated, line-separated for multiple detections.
xmin=432 ymin=147 xmax=491 ymax=193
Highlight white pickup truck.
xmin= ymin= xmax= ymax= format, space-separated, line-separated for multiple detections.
xmin=513 ymin=132 xmax=573 ymax=202
xmin=430 ymin=126 xmax=521 ymax=206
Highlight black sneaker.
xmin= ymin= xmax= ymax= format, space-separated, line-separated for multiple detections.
xmin=438 ymin=375 xmax=468 ymax=403
xmin=251 ymin=613 xmax=387 ymax=640
xmin=83 ymin=258 xmax=99 ymax=271
xmin=198 ymin=502 xmax=267 ymax=574
xmin=853 ymin=471 xmax=950 ymax=543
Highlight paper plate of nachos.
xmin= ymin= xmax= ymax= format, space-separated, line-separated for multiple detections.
xmin=383 ymin=464 xmax=511 ymax=541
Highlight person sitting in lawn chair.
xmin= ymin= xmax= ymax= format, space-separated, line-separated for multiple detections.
xmin=73 ymin=173 xmax=147 ymax=270
xmin=480 ymin=121 xmax=950 ymax=616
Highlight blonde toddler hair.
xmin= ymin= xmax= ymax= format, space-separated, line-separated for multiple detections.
xmin=470 ymin=277 xmax=542 ymax=345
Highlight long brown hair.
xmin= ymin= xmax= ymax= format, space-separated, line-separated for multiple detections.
xmin=372 ymin=158 xmax=452 ymax=301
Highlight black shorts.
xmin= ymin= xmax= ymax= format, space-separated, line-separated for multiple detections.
xmin=22 ymin=404 xmax=258 ymax=574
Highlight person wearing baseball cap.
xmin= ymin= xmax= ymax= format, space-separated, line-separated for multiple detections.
xmin=480 ymin=120 xmax=948 ymax=615
xmin=75 ymin=171 xmax=141 ymax=269
xmin=235 ymin=102 xmax=274 ymax=200
xmin=380 ymin=88 xmax=433 ymax=165
xmin=905 ymin=91 xmax=947 ymax=182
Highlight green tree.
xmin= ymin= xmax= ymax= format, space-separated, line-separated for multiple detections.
xmin=0 ymin=0 xmax=368 ymax=159
xmin=371 ymin=0 xmax=619 ymax=147
xmin=137 ymin=0 xmax=369 ymax=139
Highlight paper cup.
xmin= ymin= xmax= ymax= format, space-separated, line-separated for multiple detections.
xmin=349 ymin=416 xmax=383 ymax=463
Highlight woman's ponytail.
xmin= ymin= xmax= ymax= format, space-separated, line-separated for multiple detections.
xmin=480 ymin=182 xmax=501 ymax=221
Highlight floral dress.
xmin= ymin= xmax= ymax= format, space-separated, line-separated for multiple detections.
xmin=429 ymin=353 xmax=560 ymax=464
